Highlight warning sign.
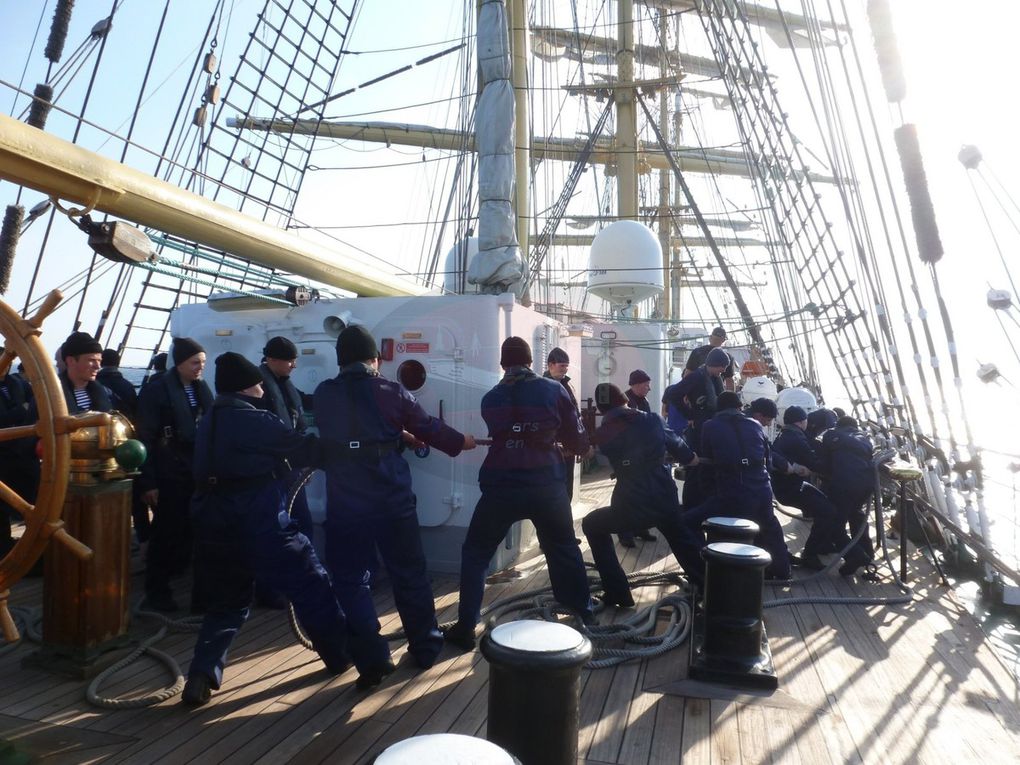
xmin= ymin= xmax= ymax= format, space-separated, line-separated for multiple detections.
xmin=404 ymin=342 xmax=430 ymax=353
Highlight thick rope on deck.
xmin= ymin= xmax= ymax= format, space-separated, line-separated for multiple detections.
xmin=85 ymin=603 xmax=202 ymax=709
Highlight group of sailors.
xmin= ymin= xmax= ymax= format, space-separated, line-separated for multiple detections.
xmin=0 ymin=324 xmax=877 ymax=708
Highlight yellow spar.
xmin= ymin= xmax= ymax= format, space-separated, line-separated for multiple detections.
xmin=0 ymin=113 xmax=424 ymax=298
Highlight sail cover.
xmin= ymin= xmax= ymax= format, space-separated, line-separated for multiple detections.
xmin=469 ymin=0 xmax=524 ymax=293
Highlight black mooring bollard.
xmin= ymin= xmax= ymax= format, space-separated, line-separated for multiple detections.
xmin=689 ymin=542 xmax=778 ymax=689
xmin=702 ymin=516 xmax=760 ymax=545
xmin=372 ymin=733 xmax=520 ymax=764
xmin=480 ymin=620 xmax=592 ymax=765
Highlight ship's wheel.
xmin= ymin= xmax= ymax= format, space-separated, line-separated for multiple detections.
xmin=0 ymin=290 xmax=100 ymax=643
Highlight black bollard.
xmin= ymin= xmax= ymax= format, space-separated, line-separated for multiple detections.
xmin=702 ymin=516 xmax=759 ymax=545
xmin=481 ymin=620 xmax=592 ymax=765
xmin=372 ymin=733 xmax=520 ymax=764
xmin=689 ymin=542 xmax=777 ymax=690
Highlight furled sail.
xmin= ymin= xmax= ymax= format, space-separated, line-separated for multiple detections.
xmin=469 ymin=0 xmax=524 ymax=293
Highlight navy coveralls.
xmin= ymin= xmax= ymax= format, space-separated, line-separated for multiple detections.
xmin=771 ymin=425 xmax=840 ymax=557
xmin=457 ymin=367 xmax=593 ymax=627
xmin=260 ymin=362 xmax=314 ymax=538
xmin=59 ymin=371 xmax=114 ymax=413
xmin=136 ymin=369 xmax=213 ymax=602
xmin=96 ymin=366 xmax=138 ymax=419
xmin=582 ymin=408 xmax=703 ymax=594
xmin=187 ymin=394 xmax=361 ymax=688
xmin=0 ymin=374 xmax=37 ymax=556
xmin=819 ymin=424 xmax=875 ymax=558
xmin=661 ymin=366 xmax=722 ymax=507
xmin=314 ymin=363 xmax=465 ymax=671
xmin=543 ymin=371 xmax=582 ymax=502
xmin=683 ymin=408 xmax=791 ymax=579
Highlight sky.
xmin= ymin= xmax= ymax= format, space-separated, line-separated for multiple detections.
xmin=0 ymin=0 xmax=1018 ymax=453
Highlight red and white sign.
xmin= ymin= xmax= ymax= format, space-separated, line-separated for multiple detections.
xmin=404 ymin=342 xmax=429 ymax=353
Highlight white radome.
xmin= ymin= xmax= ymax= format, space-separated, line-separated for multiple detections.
xmin=587 ymin=221 xmax=664 ymax=306
xmin=740 ymin=375 xmax=779 ymax=405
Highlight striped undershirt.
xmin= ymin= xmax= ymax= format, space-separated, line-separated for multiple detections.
xmin=73 ymin=387 xmax=91 ymax=411
xmin=184 ymin=383 xmax=198 ymax=408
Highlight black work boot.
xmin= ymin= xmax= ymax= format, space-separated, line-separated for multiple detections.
xmin=441 ymin=622 xmax=477 ymax=652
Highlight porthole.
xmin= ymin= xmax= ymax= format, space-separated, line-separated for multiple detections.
xmin=397 ymin=359 xmax=427 ymax=391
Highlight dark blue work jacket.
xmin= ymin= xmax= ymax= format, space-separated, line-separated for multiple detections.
xmin=700 ymin=408 xmax=773 ymax=497
xmin=135 ymin=368 xmax=213 ymax=489
xmin=625 ymin=389 xmax=651 ymax=413
xmin=260 ymin=363 xmax=311 ymax=433
xmin=661 ymin=367 xmax=722 ymax=446
xmin=479 ymin=367 xmax=588 ymax=489
xmin=771 ymin=424 xmax=822 ymax=495
xmin=191 ymin=394 xmax=320 ymax=538
xmin=314 ymin=363 xmax=464 ymax=518
xmin=59 ymin=371 xmax=114 ymax=414
xmin=0 ymin=374 xmax=34 ymax=459
xmin=819 ymin=424 xmax=874 ymax=493
xmin=595 ymin=407 xmax=691 ymax=518
xmin=96 ymin=367 xmax=138 ymax=420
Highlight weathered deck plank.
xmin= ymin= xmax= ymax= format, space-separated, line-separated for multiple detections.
xmin=0 ymin=472 xmax=1018 ymax=764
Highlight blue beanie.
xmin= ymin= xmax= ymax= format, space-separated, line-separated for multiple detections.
xmin=706 ymin=348 xmax=729 ymax=368
xmin=784 ymin=405 xmax=808 ymax=425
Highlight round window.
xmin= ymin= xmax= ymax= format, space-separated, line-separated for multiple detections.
xmin=397 ymin=360 xmax=427 ymax=391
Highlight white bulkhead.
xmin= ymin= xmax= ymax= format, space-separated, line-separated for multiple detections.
xmin=172 ymin=293 xmax=581 ymax=574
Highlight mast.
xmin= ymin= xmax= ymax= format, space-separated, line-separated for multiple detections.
xmin=657 ymin=10 xmax=672 ymax=319
xmin=616 ymin=0 xmax=638 ymax=220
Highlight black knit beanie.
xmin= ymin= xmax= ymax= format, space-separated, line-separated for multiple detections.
xmin=336 ymin=325 xmax=378 ymax=366
xmin=215 ymin=351 xmax=263 ymax=394
xmin=500 ymin=336 xmax=532 ymax=367
xmin=61 ymin=331 xmax=102 ymax=360
xmin=547 ymin=347 xmax=569 ymax=364
xmin=171 ymin=337 xmax=205 ymax=366
xmin=264 ymin=336 xmax=298 ymax=360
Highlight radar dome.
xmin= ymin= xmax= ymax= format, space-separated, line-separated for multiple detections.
xmin=442 ymin=237 xmax=479 ymax=295
xmin=587 ymin=221 xmax=663 ymax=305
xmin=740 ymin=376 xmax=778 ymax=406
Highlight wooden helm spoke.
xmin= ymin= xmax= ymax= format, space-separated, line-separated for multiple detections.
xmin=0 ymin=478 xmax=34 ymax=518
xmin=0 ymin=595 xmax=19 ymax=643
xmin=47 ymin=522 xmax=93 ymax=562
xmin=56 ymin=412 xmax=111 ymax=434
xmin=0 ymin=423 xmax=39 ymax=443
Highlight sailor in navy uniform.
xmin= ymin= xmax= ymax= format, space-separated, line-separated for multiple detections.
xmin=582 ymin=383 xmax=702 ymax=601
xmin=182 ymin=352 xmax=365 ymax=706
xmin=258 ymin=336 xmax=314 ymax=538
xmin=444 ymin=337 xmax=594 ymax=651
xmin=618 ymin=369 xmax=657 ymax=546
xmin=135 ymin=337 xmax=214 ymax=612
xmin=543 ymin=346 xmax=583 ymax=502
xmin=96 ymin=348 xmax=138 ymax=419
xmin=818 ymin=416 xmax=875 ymax=575
xmin=767 ymin=404 xmax=842 ymax=570
xmin=661 ymin=346 xmax=728 ymax=507
xmin=0 ymin=355 xmax=37 ymax=557
xmin=806 ymin=407 xmax=838 ymax=441
xmin=314 ymin=325 xmax=475 ymax=688
xmin=682 ymin=392 xmax=792 ymax=581
xmin=58 ymin=332 xmax=114 ymax=414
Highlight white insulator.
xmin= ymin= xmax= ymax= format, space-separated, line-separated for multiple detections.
xmin=987 ymin=288 xmax=1012 ymax=310
xmin=977 ymin=363 xmax=999 ymax=383
xmin=913 ymin=353 xmax=922 ymax=364
xmin=930 ymin=356 xmax=939 ymax=367
xmin=919 ymin=308 xmax=927 ymax=319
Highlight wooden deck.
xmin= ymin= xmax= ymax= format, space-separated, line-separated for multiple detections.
xmin=2 ymin=471 xmax=1019 ymax=764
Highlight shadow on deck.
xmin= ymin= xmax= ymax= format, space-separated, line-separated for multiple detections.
xmin=1 ymin=469 xmax=1018 ymax=763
